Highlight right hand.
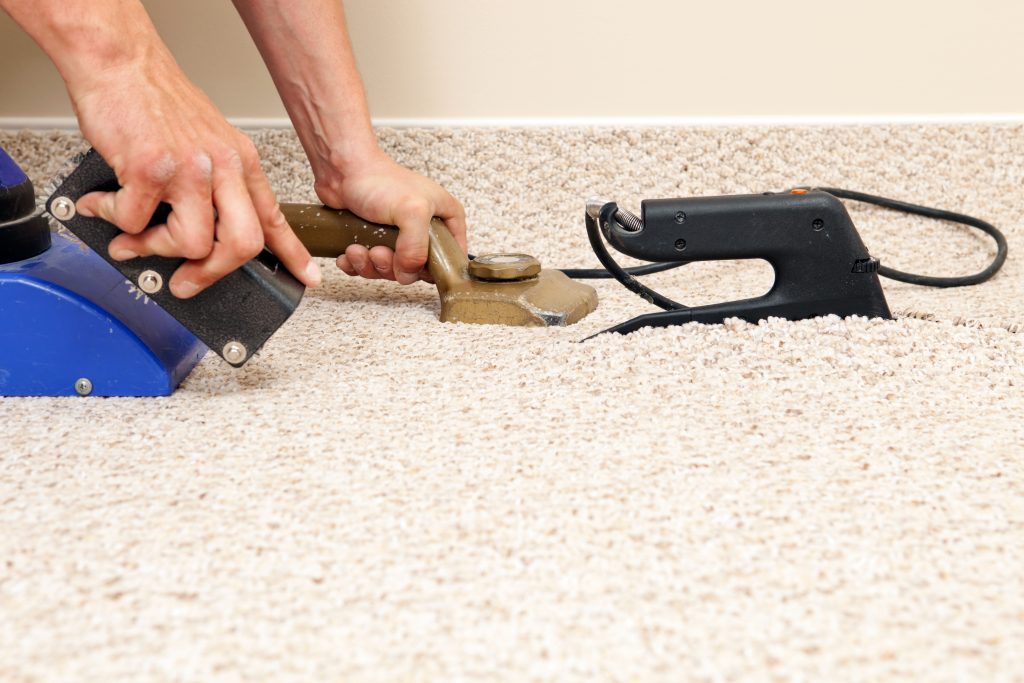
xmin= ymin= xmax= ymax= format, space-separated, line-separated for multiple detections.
xmin=70 ymin=53 xmax=321 ymax=298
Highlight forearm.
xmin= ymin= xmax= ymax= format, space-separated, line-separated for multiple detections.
xmin=231 ymin=0 xmax=381 ymax=178
xmin=233 ymin=0 xmax=467 ymax=283
xmin=0 ymin=0 xmax=173 ymax=101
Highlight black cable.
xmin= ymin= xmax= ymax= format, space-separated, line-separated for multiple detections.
xmin=467 ymin=254 xmax=687 ymax=279
xmin=812 ymin=187 xmax=1008 ymax=287
xmin=560 ymin=260 xmax=686 ymax=279
xmin=583 ymin=206 xmax=688 ymax=310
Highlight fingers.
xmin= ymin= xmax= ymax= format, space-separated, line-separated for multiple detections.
xmin=356 ymin=245 xmax=396 ymax=280
xmin=77 ymin=183 xmax=163 ymax=236
xmin=107 ymin=156 xmax=216 ymax=261
xmin=241 ymin=147 xmax=321 ymax=288
xmin=336 ymin=254 xmax=356 ymax=276
xmin=167 ymin=161 xmax=264 ymax=298
xmin=391 ymin=197 xmax=432 ymax=285
xmin=109 ymin=223 xmax=178 ymax=260
xmin=98 ymin=143 xmax=322 ymax=298
xmin=390 ymin=190 xmax=466 ymax=284
xmin=337 ymin=245 xmax=432 ymax=284
xmin=164 ymin=191 xmax=216 ymax=259
xmin=334 ymin=190 xmax=465 ymax=285
xmin=435 ymin=191 xmax=469 ymax=254
xmin=338 ymin=244 xmax=384 ymax=280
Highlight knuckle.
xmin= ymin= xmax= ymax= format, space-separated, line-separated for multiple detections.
xmin=134 ymin=151 xmax=179 ymax=186
xmin=395 ymin=248 xmax=428 ymax=272
xmin=118 ymin=209 xmax=151 ymax=234
xmin=237 ymin=137 xmax=261 ymax=171
xmin=231 ymin=231 xmax=265 ymax=260
xmin=399 ymin=196 xmax=431 ymax=219
xmin=214 ymin=147 xmax=245 ymax=173
xmin=264 ymin=204 xmax=290 ymax=233
xmin=188 ymin=153 xmax=214 ymax=183
xmin=120 ymin=223 xmax=147 ymax=235
xmin=125 ymin=147 xmax=160 ymax=172
xmin=237 ymin=134 xmax=258 ymax=156
xmin=179 ymin=234 xmax=213 ymax=260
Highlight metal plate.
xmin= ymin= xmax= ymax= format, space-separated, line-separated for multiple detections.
xmin=45 ymin=149 xmax=304 ymax=367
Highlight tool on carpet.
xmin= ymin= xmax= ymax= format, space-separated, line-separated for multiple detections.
xmin=578 ymin=188 xmax=1008 ymax=338
xmin=0 ymin=146 xmax=1008 ymax=396
xmin=280 ymin=204 xmax=598 ymax=327
xmin=1 ymin=148 xmax=598 ymax=396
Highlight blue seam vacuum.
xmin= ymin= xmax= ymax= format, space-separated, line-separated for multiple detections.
xmin=0 ymin=147 xmax=208 ymax=396
xmin=0 ymin=147 xmax=305 ymax=397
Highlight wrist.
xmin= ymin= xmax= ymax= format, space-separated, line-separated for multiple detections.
xmin=303 ymin=121 xmax=384 ymax=183
xmin=323 ymin=134 xmax=386 ymax=178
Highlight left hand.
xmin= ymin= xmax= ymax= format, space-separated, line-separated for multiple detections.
xmin=315 ymin=149 xmax=467 ymax=285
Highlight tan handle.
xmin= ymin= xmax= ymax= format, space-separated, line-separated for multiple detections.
xmin=280 ymin=203 xmax=398 ymax=257
xmin=281 ymin=203 xmax=468 ymax=293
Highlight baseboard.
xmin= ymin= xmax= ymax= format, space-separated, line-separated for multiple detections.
xmin=372 ymin=114 xmax=1024 ymax=128
xmin=2 ymin=114 xmax=1023 ymax=131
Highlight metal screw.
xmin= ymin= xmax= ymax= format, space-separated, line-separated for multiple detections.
xmin=812 ymin=218 xmax=825 ymax=231
xmin=74 ymin=378 xmax=93 ymax=396
xmin=674 ymin=239 xmax=687 ymax=251
xmin=137 ymin=270 xmax=163 ymax=294
xmin=223 ymin=341 xmax=248 ymax=365
xmin=674 ymin=211 xmax=687 ymax=224
xmin=51 ymin=196 xmax=76 ymax=221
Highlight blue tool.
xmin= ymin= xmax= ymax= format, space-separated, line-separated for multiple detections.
xmin=0 ymin=147 xmax=206 ymax=396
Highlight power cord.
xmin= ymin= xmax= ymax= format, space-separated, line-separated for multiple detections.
xmin=811 ymin=188 xmax=1007 ymax=287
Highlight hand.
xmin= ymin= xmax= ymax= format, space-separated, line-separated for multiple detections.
xmin=70 ymin=55 xmax=322 ymax=298
xmin=315 ymin=149 xmax=467 ymax=285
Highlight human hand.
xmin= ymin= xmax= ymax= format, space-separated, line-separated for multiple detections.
xmin=314 ymin=149 xmax=467 ymax=285
xmin=70 ymin=55 xmax=322 ymax=298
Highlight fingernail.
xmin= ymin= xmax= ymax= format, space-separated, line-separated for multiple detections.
xmin=173 ymin=281 xmax=201 ymax=299
xmin=111 ymin=248 xmax=138 ymax=261
xmin=396 ymin=270 xmax=419 ymax=285
xmin=305 ymin=260 xmax=322 ymax=287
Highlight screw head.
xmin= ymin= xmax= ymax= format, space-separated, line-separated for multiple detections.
xmin=812 ymin=218 xmax=825 ymax=231
xmin=137 ymin=270 xmax=163 ymax=294
xmin=74 ymin=378 xmax=93 ymax=396
xmin=223 ymin=341 xmax=248 ymax=365
xmin=674 ymin=211 xmax=687 ymax=224
xmin=674 ymin=239 xmax=687 ymax=251
xmin=51 ymin=196 xmax=76 ymax=221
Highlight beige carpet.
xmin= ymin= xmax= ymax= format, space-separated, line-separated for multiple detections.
xmin=1 ymin=126 xmax=1022 ymax=682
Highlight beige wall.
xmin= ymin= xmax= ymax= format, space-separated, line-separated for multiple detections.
xmin=2 ymin=0 xmax=1024 ymax=121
